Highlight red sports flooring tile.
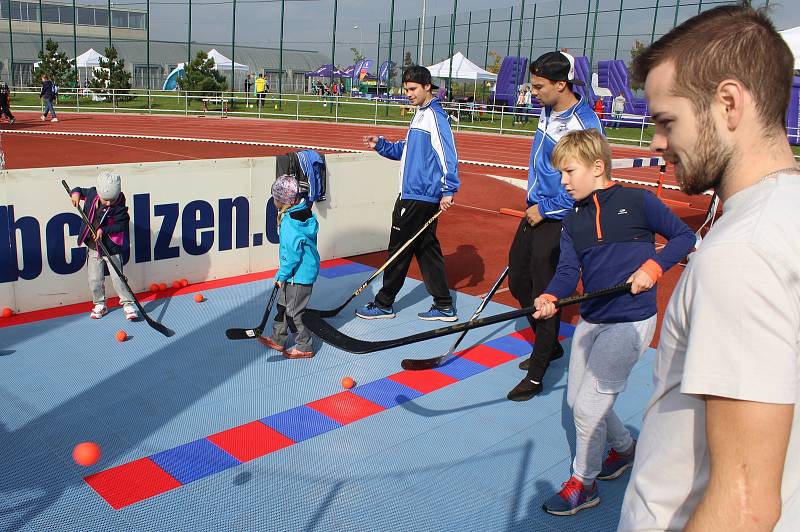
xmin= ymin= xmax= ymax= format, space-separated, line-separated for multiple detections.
xmin=207 ymin=421 xmax=295 ymax=462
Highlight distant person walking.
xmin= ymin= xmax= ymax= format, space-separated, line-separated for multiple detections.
xmin=244 ymin=74 xmax=253 ymax=108
xmin=0 ymin=81 xmax=15 ymax=124
xmin=611 ymin=93 xmax=625 ymax=129
xmin=40 ymin=74 xmax=58 ymax=123
xmin=255 ymin=74 xmax=267 ymax=108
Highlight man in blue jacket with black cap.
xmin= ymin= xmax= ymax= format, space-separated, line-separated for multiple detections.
xmin=358 ymin=65 xmax=460 ymax=322
xmin=507 ymin=51 xmax=604 ymax=401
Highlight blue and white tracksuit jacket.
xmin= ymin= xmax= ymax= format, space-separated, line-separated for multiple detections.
xmin=528 ymin=96 xmax=604 ymax=219
xmin=374 ymin=98 xmax=460 ymax=203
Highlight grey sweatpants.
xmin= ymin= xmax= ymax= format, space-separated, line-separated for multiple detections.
xmin=567 ymin=315 xmax=657 ymax=483
xmin=271 ymin=283 xmax=314 ymax=352
xmin=87 ymin=248 xmax=134 ymax=306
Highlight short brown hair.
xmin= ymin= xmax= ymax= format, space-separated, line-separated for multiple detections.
xmin=551 ymin=129 xmax=612 ymax=179
xmin=632 ymin=3 xmax=794 ymax=133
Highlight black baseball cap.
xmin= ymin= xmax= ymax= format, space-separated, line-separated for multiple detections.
xmin=402 ymin=65 xmax=439 ymax=90
xmin=530 ymin=51 xmax=585 ymax=87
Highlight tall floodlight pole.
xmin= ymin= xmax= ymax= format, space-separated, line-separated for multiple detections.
xmin=39 ymin=0 xmax=44 ymax=54
xmin=146 ymin=0 xmax=150 ymax=90
xmin=232 ymin=0 xmax=237 ymax=91
xmin=330 ymin=0 xmax=338 ymax=88
xmin=419 ymin=0 xmax=426 ymax=64
xmin=108 ymin=0 xmax=112 ymax=49
xmin=278 ymin=0 xmax=285 ymax=102
xmin=7 ymin=0 xmax=14 ymax=85
xmin=514 ymin=0 xmax=525 ymax=96
xmin=446 ymin=0 xmax=457 ymax=100
xmin=188 ymin=0 xmax=192 ymax=65
xmin=72 ymin=0 xmax=77 ymax=77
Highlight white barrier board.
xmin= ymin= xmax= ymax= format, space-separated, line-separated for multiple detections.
xmin=0 ymin=152 xmax=398 ymax=313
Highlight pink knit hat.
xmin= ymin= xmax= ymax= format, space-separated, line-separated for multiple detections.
xmin=271 ymin=174 xmax=300 ymax=205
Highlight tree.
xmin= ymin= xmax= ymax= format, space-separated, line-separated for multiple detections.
xmin=629 ymin=40 xmax=647 ymax=91
xmin=32 ymin=39 xmax=77 ymax=90
xmin=351 ymin=47 xmax=366 ymax=64
xmin=89 ymin=46 xmax=133 ymax=100
xmin=485 ymin=51 xmax=503 ymax=74
xmin=176 ymin=50 xmax=228 ymax=95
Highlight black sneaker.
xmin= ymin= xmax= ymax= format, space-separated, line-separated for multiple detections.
xmin=518 ymin=344 xmax=564 ymax=370
xmin=507 ymin=378 xmax=543 ymax=401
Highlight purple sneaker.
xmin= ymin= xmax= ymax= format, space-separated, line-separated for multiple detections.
xmin=597 ymin=441 xmax=636 ymax=481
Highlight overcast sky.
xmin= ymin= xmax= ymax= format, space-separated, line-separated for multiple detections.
xmin=99 ymin=0 xmax=799 ymax=67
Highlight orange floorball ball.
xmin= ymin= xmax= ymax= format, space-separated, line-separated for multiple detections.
xmin=172 ymin=280 xmax=181 ymax=289
xmin=180 ymin=278 xmax=189 ymax=288
xmin=73 ymin=441 xmax=101 ymax=466
xmin=149 ymin=283 xmax=159 ymax=292
xmin=115 ymin=330 xmax=127 ymax=342
xmin=1 ymin=307 xmax=13 ymax=318
xmin=158 ymin=283 xmax=167 ymax=291
xmin=194 ymin=294 xmax=204 ymax=303
xmin=341 ymin=377 xmax=355 ymax=389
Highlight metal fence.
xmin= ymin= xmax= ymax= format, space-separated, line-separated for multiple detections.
xmin=1 ymin=0 xmax=785 ymax=97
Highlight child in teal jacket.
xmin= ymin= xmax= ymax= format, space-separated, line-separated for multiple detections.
xmin=258 ymin=174 xmax=320 ymax=358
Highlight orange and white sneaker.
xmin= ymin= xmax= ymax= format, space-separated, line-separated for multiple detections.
xmin=123 ymin=304 xmax=139 ymax=321
xmin=257 ymin=337 xmax=284 ymax=352
xmin=284 ymin=346 xmax=314 ymax=359
xmin=90 ymin=304 xmax=107 ymax=319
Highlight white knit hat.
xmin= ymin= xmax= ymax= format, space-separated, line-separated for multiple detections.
xmin=97 ymin=171 xmax=121 ymax=201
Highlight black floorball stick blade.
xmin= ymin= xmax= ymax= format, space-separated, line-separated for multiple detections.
xmin=401 ymin=266 xmax=511 ymax=370
xmin=304 ymin=283 xmax=632 ymax=355
xmin=224 ymin=283 xmax=280 ymax=340
xmin=225 ymin=327 xmax=263 ymax=340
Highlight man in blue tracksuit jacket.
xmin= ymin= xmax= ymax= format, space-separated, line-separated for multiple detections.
xmin=508 ymin=51 xmax=605 ymax=401
xmin=357 ymin=65 xmax=460 ymax=322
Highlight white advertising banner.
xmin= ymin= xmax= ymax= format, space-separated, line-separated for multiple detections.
xmin=0 ymin=152 xmax=398 ymax=313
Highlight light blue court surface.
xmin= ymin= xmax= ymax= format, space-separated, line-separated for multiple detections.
xmin=0 ymin=265 xmax=656 ymax=531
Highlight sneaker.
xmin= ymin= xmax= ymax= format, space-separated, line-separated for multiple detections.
xmin=51 ymin=118 xmax=58 ymax=123
xmin=417 ymin=305 xmax=458 ymax=322
xmin=519 ymin=344 xmax=565 ymax=370
xmin=257 ymin=337 xmax=284 ymax=352
xmin=507 ymin=377 xmax=543 ymax=401
xmin=90 ymin=304 xmax=107 ymax=319
xmin=542 ymin=476 xmax=600 ymax=516
xmin=284 ymin=346 xmax=314 ymax=359
xmin=10 ymin=118 xmax=15 ymax=124
xmin=355 ymin=302 xmax=396 ymax=320
xmin=123 ymin=305 xmax=139 ymax=321
xmin=597 ymin=441 xmax=636 ymax=481
xmin=40 ymin=115 xmax=45 ymax=121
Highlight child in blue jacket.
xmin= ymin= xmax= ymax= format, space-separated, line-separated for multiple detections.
xmin=258 ymin=174 xmax=320 ymax=358
xmin=533 ymin=129 xmax=695 ymax=517
xmin=70 ymin=172 xmax=137 ymax=320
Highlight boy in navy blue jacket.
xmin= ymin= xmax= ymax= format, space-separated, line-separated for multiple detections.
xmin=258 ymin=174 xmax=320 ymax=359
xmin=70 ymin=172 xmax=137 ymax=320
xmin=533 ymin=129 xmax=695 ymax=517
xmin=357 ymin=65 xmax=460 ymax=322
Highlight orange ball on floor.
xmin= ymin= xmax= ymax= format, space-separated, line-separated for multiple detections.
xmin=149 ymin=283 xmax=159 ymax=292
xmin=158 ymin=283 xmax=167 ymax=291
xmin=1 ymin=307 xmax=13 ymax=318
xmin=341 ymin=377 xmax=355 ymax=389
xmin=194 ymin=294 xmax=204 ymax=303
xmin=172 ymin=280 xmax=181 ymax=289
xmin=180 ymin=278 xmax=189 ymax=288
xmin=73 ymin=442 xmax=101 ymax=466
xmin=115 ymin=330 xmax=127 ymax=342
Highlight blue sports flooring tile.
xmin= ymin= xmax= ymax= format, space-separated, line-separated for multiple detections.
xmin=484 ymin=335 xmax=533 ymax=356
xmin=151 ymin=438 xmax=240 ymax=484
xmin=262 ymin=405 xmax=341 ymax=442
xmin=317 ymin=261 xmax=375 ymax=278
xmin=434 ymin=355 xmax=491 ymax=380
xmin=349 ymin=377 xmax=424 ymax=408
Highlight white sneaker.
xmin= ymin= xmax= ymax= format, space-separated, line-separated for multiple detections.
xmin=51 ymin=118 xmax=58 ymax=123
xmin=123 ymin=304 xmax=139 ymax=321
xmin=90 ymin=304 xmax=107 ymax=319
xmin=40 ymin=115 xmax=45 ymax=121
